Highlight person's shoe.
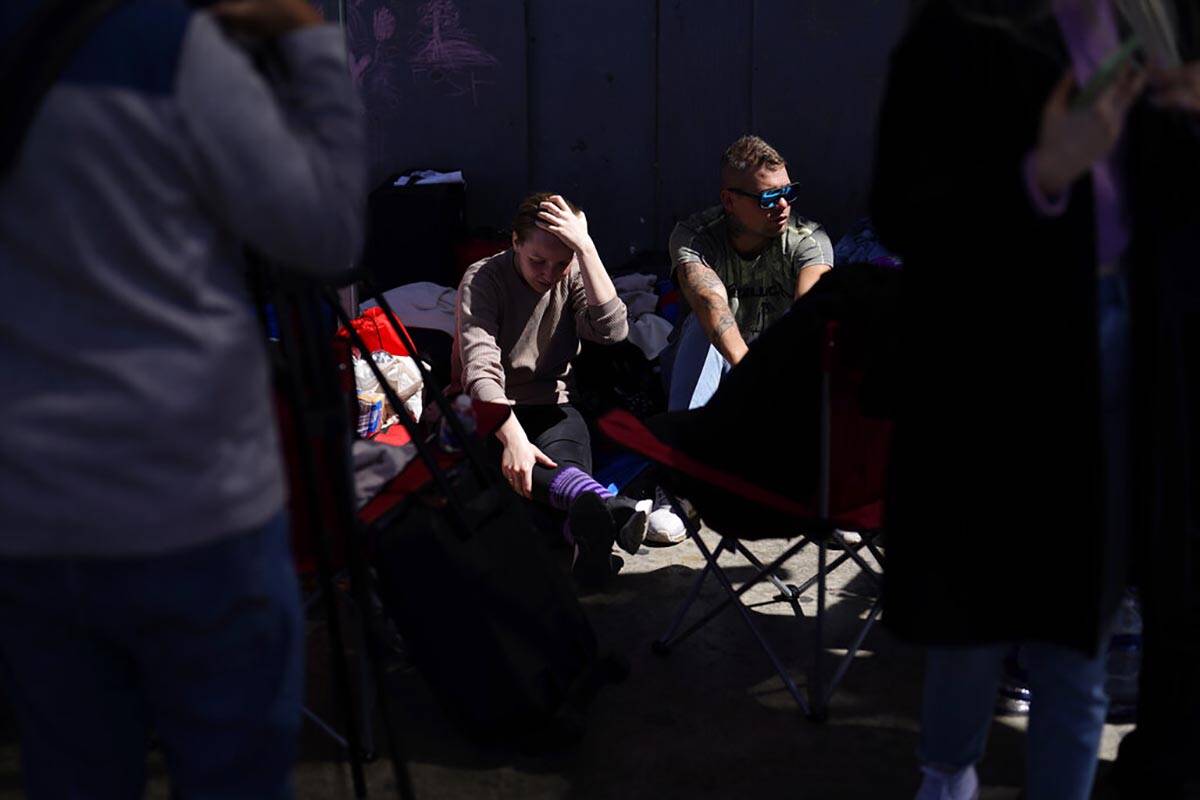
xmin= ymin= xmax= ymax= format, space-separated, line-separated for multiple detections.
xmin=994 ymin=676 xmax=1031 ymax=716
xmin=645 ymin=486 xmax=687 ymax=545
xmin=568 ymin=492 xmax=649 ymax=560
xmin=823 ymin=529 xmax=864 ymax=551
xmin=608 ymin=496 xmax=651 ymax=555
xmin=915 ymin=764 xmax=979 ymax=800
xmin=994 ymin=649 xmax=1031 ymax=717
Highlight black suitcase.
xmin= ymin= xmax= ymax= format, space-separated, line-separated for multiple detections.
xmin=360 ymin=170 xmax=466 ymax=291
xmin=373 ymin=475 xmax=622 ymax=749
xmin=338 ymin=289 xmax=623 ymax=751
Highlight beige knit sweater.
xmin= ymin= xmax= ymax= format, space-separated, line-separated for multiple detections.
xmin=451 ymin=250 xmax=628 ymax=405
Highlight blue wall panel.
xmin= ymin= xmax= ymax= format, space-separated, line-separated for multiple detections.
xmin=752 ymin=0 xmax=907 ymax=236
xmin=345 ymin=0 xmax=527 ymax=232
xmin=655 ymin=0 xmax=754 ymax=248
xmin=527 ymin=0 xmax=658 ymax=270
xmin=343 ymin=1 xmax=909 ymax=274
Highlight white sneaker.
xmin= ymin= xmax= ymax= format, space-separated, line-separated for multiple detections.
xmin=834 ymin=529 xmax=863 ymax=546
xmin=914 ymin=764 xmax=979 ymax=800
xmin=645 ymin=487 xmax=687 ymax=545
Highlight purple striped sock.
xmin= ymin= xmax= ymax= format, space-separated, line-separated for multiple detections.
xmin=547 ymin=466 xmax=612 ymax=512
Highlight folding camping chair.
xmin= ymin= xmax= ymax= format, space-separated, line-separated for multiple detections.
xmin=294 ymin=303 xmax=508 ymax=759
xmin=598 ymin=321 xmax=892 ymax=721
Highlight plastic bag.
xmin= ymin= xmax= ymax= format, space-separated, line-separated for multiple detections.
xmin=354 ymin=352 xmax=424 ymax=426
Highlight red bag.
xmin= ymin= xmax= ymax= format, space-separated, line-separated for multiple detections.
xmin=338 ymin=306 xmax=412 ymax=357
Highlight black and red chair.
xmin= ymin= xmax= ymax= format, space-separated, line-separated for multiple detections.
xmin=599 ymin=265 xmax=898 ymax=720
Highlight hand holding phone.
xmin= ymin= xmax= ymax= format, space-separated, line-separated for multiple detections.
xmin=1032 ymin=58 xmax=1148 ymax=198
xmin=1072 ymin=36 xmax=1143 ymax=109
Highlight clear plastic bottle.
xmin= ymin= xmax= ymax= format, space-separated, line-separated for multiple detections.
xmin=1105 ymin=589 xmax=1142 ymax=722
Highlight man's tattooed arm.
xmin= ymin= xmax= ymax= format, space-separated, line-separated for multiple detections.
xmin=676 ymin=260 xmax=750 ymax=366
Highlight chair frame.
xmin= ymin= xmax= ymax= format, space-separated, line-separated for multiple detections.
xmin=609 ymin=322 xmax=888 ymax=720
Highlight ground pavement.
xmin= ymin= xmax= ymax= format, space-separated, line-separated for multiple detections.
xmin=0 ymin=524 xmax=1134 ymax=799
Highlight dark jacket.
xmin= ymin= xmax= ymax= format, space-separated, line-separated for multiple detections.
xmin=870 ymin=0 xmax=1200 ymax=655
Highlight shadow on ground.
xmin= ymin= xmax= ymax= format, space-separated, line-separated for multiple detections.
xmin=0 ymin=530 xmax=1132 ymax=799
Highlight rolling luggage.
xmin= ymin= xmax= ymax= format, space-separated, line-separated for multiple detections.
xmin=336 ymin=289 xmax=625 ymax=751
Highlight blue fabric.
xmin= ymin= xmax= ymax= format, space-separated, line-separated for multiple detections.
xmin=594 ymin=452 xmax=651 ymax=494
xmin=663 ymin=312 xmax=732 ymax=411
xmin=920 ymin=642 xmax=1109 ymax=800
xmin=0 ymin=513 xmax=302 ymax=799
xmin=0 ymin=0 xmax=190 ymax=95
xmin=832 ymin=217 xmax=903 ymax=268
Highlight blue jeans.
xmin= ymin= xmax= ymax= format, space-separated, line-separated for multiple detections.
xmin=920 ymin=643 xmax=1110 ymax=800
xmin=663 ymin=313 xmax=733 ymax=411
xmin=0 ymin=514 xmax=303 ymax=799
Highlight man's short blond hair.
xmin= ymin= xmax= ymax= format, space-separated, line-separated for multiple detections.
xmin=721 ymin=135 xmax=786 ymax=182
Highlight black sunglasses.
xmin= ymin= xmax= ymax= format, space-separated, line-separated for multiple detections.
xmin=725 ymin=182 xmax=800 ymax=209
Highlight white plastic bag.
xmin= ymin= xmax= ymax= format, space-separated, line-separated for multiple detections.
xmin=359 ymin=351 xmax=423 ymax=424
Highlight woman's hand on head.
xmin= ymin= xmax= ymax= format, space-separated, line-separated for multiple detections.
xmin=500 ymin=435 xmax=557 ymax=499
xmin=536 ymin=196 xmax=592 ymax=255
xmin=1032 ymin=65 xmax=1147 ymax=198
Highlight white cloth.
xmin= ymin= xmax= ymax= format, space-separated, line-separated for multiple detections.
xmin=627 ymin=315 xmax=674 ymax=360
xmin=364 ymin=281 xmax=457 ymax=335
xmin=613 ymin=272 xmax=656 ymax=293
xmin=622 ymin=290 xmax=659 ymax=318
xmin=393 ymin=169 xmax=464 ymax=186
xmin=613 ymin=272 xmax=671 ymax=359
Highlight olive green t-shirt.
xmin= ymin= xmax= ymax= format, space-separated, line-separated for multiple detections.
xmin=668 ymin=206 xmax=833 ymax=341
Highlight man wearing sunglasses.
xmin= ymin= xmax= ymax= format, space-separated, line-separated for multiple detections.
xmin=664 ymin=135 xmax=833 ymax=412
xmin=641 ymin=136 xmax=831 ymax=545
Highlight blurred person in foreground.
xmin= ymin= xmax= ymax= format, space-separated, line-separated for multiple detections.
xmin=870 ymin=0 xmax=1200 ymax=798
xmin=0 ymin=0 xmax=364 ymax=796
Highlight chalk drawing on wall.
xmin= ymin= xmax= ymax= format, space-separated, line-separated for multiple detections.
xmin=344 ymin=0 xmax=406 ymax=109
xmin=408 ymin=0 xmax=500 ymax=107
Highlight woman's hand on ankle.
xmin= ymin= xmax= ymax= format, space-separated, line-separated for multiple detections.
xmin=500 ymin=434 xmax=557 ymax=499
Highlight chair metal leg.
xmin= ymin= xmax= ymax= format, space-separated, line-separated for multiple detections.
xmin=690 ymin=528 xmax=812 ymax=717
xmin=732 ymin=539 xmax=806 ymax=602
xmin=660 ymin=536 xmax=812 ymax=651
xmin=355 ymin=614 xmax=377 ymax=760
xmin=808 ymin=536 xmax=829 ymax=721
xmin=303 ymin=707 xmax=351 ymax=751
xmin=830 ymin=530 xmax=883 ymax=589
xmin=653 ymin=534 xmax=724 ymax=654
xmin=793 ymin=549 xmax=854 ymax=596
xmin=820 ymin=597 xmax=883 ymax=707
xmin=301 ymin=580 xmax=379 ymax=762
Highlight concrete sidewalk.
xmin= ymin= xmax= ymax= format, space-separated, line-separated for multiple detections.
xmin=0 ymin=525 xmax=1133 ymax=799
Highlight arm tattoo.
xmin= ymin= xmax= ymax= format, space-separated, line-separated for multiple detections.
xmin=678 ymin=260 xmax=737 ymax=343
xmin=679 ymin=261 xmax=726 ymax=294
xmin=711 ymin=312 xmax=736 ymax=343
xmin=678 ymin=260 xmax=727 ymax=303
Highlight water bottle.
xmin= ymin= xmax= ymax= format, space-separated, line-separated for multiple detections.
xmin=1105 ymin=589 xmax=1142 ymax=723
xmin=437 ymin=395 xmax=477 ymax=453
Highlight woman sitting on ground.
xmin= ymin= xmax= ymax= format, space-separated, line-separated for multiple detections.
xmin=451 ymin=192 xmax=649 ymax=585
